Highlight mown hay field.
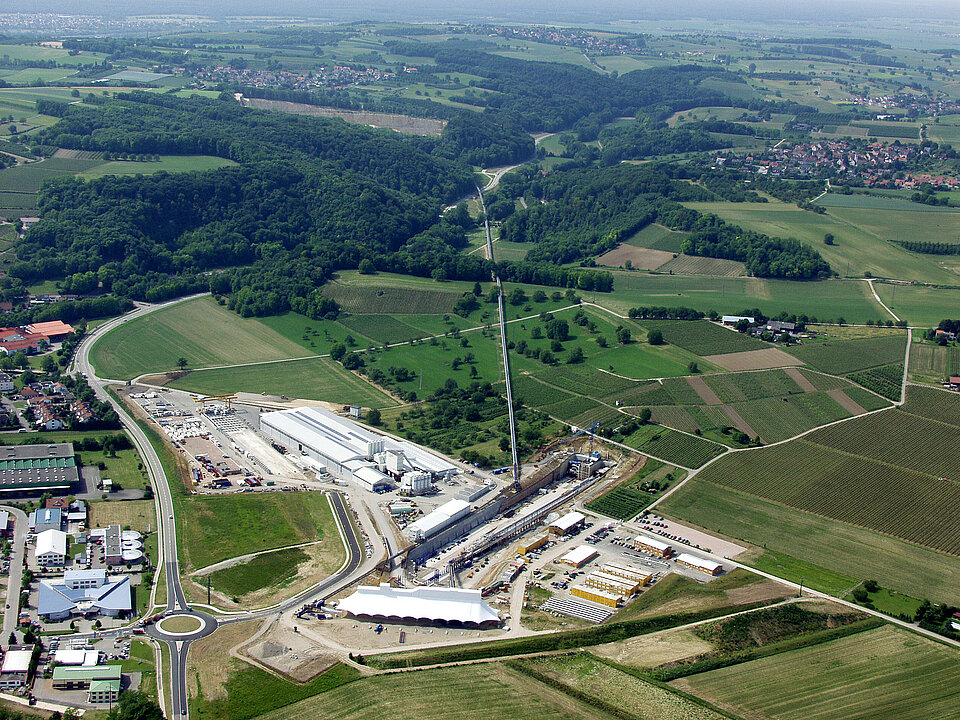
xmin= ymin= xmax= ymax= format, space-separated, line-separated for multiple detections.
xmin=674 ymin=626 xmax=960 ymax=720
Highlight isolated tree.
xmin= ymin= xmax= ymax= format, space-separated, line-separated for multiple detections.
xmin=366 ymin=409 xmax=381 ymax=426
xmin=330 ymin=343 xmax=346 ymax=362
xmin=824 ymin=233 xmax=835 ymax=245
xmin=688 ymin=361 xmax=699 ymax=373
xmin=358 ymin=258 xmax=375 ymax=275
xmin=647 ymin=329 xmax=663 ymax=346
xmin=176 ymin=357 xmax=188 ymax=370
xmin=639 ymin=408 xmax=652 ymax=424
xmin=617 ymin=326 xmax=633 ymax=345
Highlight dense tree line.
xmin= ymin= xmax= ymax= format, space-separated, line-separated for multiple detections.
xmin=498 ymin=163 xmax=830 ymax=279
xmin=596 ymin=118 xmax=726 ymax=165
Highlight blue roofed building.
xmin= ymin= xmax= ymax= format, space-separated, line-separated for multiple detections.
xmin=38 ymin=569 xmax=132 ymax=622
xmin=28 ymin=507 xmax=62 ymax=533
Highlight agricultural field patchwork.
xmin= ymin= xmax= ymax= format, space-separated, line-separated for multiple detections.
xmin=659 ymin=479 xmax=960 ymax=601
xmin=692 ymin=396 xmax=960 ymax=555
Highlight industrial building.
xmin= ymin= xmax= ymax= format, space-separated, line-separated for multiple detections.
xmin=35 ymin=529 xmax=67 ymax=566
xmin=337 ymin=584 xmax=500 ymax=626
xmin=517 ymin=534 xmax=549 ymax=555
xmin=38 ymin=569 xmax=132 ymax=622
xmin=549 ymin=511 xmax=586 ymax=536
xmin=405 ymin=499 xmax=471 ymax=541
xmin=675 ymin=553 xmax=723 ymax=576
xmin=633 ymin=536 xmax=673 ymax=558
xmin=260 ymin=407 xmax=456 ymax=492
xmin=584 ymin=570 xmax=641 ymax=596
xmin=0 ymin=647 xmax=33 ymax=688
xmin=0 ymin=444 xmax=79 ymax=496
xmin=571 ymin=585 xmax=622 ymax=607
xmin=54 ymin=649 xmax=99 ymax=666
xmin=559 ymin=545 xmax=598 ymax=568
xmin=601 ymin=562 xmax=652 ymax=587
xmin=52 ymin=665 xmax=121 ymax=703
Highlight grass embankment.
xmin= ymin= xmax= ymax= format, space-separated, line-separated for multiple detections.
xmin=364 ymin=603 xmax=771 ymax=670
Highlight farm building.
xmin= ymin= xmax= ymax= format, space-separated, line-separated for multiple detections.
xmin=633 ymin=536 xmax=673 ymax=557
xmin=0 ymin=647 xmax=34 ymax=688
xmin=584 ymin=571 xmax=641 ymax=595
xmin=337 ymin=584 xmax=500 ymax=626
xmin=0 ymin=444 xmax=79 ymax=496
xmin=675 ymin=553 xmax=723 ymax=576
xmin=260 ymin=406 xmax=455 ymax=492
xmin=404 ymin=499 xmax=471 ymax=541
xmin=601 ymin=562 xmax=652 ymax=587
xmin=559 ymin=545 xmax=598 ymax=568
xmin=721 ymin=315 xmax=755 ymax=325
xmin=571 ymin=585 xmax=622 ymax=607
xmin=517 ymin=534 xmax=549 ymax=555
xmin=35 ymin=529 xmax=67 ymax=566
xmin=37 ymin=569 xmax=132 ymax=622
xmin=548 ymin=511 xmax=586 ymax=536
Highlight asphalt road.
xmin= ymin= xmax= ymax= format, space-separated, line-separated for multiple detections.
xmin=70 ymin=296 xmax=364 ymax=717
xmin=1 ymin=506 xmax=27 ymax=640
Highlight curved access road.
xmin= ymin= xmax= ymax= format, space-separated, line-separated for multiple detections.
xmin=70 ymin=295 xmax=364 ymax=717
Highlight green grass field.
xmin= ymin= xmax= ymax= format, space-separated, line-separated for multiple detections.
xmin=91 ymin=295 xmax=311 ymax=379
xmin=170 ymin=356 xmax=395 ymax=408
xmin=623 ymin=223 xmax=689 ymax=252
xmin=874 ymin=282 xmax=960 ymax=327
xmin=681 ymin=200 xmax=960 ymax=284
xmin=178 ymin=491 xmax=341 ymax=571
xmin=594 ymin=272 xmax=884 ymax=324
xmin=675 ymin=626 xmax=960 ymax=720
xmin=78 ymin=155 xmax=236 ymax=178
xmin=659 ymin=478 xmax=960 ymax=601
xmin=206 ymin=546 xmax=310 ymax=598
xmin=251 ymin=663 xmax=614 ymax=720
xmin=515 ymin=654 xmax=725 ymax=720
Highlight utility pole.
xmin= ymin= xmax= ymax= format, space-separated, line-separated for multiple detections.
xmin=207 ymin=576 xmax=211 ymax=605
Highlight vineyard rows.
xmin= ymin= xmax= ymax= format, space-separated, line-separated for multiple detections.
xmin=629 ymin=428 xmax=725 ymax=468
xmin=786 ymin=335 xmax=907 ymax=375
xmin=806 ymin=409 xmax=960 ymax=480
xmin=640 ymin=319 xmax=767 ymax=356
xmin=848 ymin=364 xmax=903 ymax=401
xmin=901 ymin=385 xmax=960 ymax=427
xmin=698 ymin=440 xmax=960 ymax=554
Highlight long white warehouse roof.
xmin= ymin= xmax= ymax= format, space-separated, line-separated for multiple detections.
xmin=676 ymin=553 xmax=723 ymax=574
xmin=634 ymin=536 xmax=672 ymax=553
xmin=405 ymin=498 xmax=471 ymax=540
xmin=561 ymin=545 xmax=598 ymax=565
xmin=337 ymin=584 xmax=500 ymax=625
xmin=551 ymin=511 xmax=586 ymax=532
xmin=261 ymin=407 xmax=382 ymax=465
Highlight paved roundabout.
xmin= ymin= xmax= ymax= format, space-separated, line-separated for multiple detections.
xmin=148 ymin=610 xmax=219 ymax=641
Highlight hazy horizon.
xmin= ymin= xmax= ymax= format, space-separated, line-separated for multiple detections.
xmin=3 ymin=0 xmax=960 ymax=23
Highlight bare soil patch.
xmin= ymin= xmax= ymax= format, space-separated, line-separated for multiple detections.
xmin=721 ymin=405 xmax=759 ymax=439
xmin=686 ymin=376 xmax=723 ymax=405
xmin=592 ymin=627 xmax=713 ymax=668
xmin=704 ymin=348 xmax=803 ymax=371
xmin=828 ymin=388 xmax=867 ymax=415
xmin=242 ymin=98 xmax=446 ymax=136
xmin=596 ymin=245 xmax=675 ymax=270
xmin=724 ymin=580 xmax=794 ymax=606
xmin=784 ymin=367 xmax=817 ymax=392
xmin=241 ymin=620 xmax=339 ymax=682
